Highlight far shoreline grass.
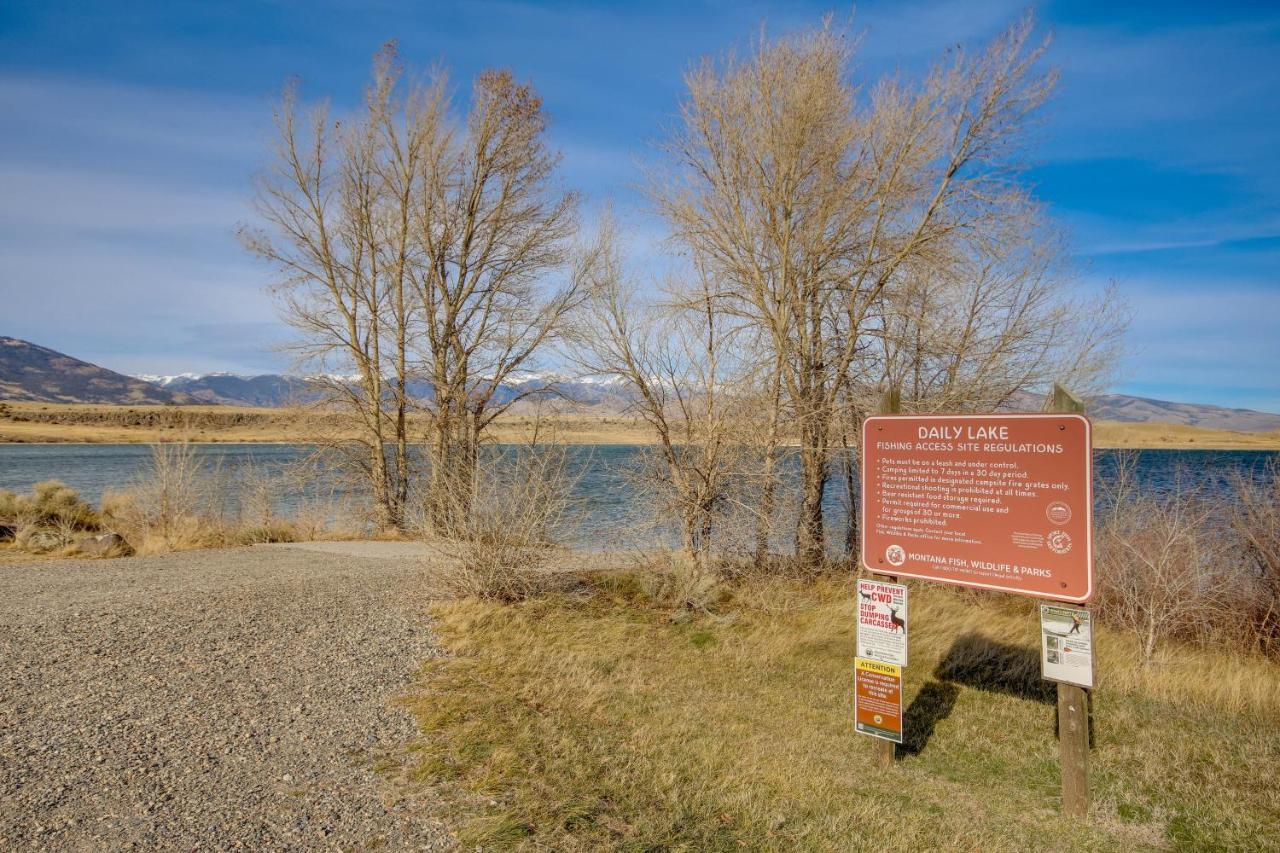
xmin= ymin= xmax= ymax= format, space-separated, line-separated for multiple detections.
xmin=3 ymin=402 xmax=1279 ymax=450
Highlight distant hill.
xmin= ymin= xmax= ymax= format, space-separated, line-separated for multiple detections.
xmin=143 ymin=373 xmax=1280 ymax=430
xmin=1087 ymin=394 xmax=1280 ymax=432
xmin=3 ymin=336 xmax=1278 ymax=430
xmin=0 ymin=337 xmax=191 ymax=405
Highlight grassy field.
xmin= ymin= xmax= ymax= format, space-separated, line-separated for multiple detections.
xmin=402 ymin=574 xmax=1280 ymax=851
xmin=0 ymin=401 xmax=651 ymax=445
xmin=2 ymin=401 xmax=1279 ymax=449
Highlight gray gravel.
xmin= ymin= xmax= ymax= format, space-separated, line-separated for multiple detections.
xmin=0 ymin=546 xmax=455 ymax=850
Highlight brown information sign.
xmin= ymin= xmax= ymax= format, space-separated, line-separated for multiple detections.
xmin=861 ymin=413 xmax=1094 ymax=602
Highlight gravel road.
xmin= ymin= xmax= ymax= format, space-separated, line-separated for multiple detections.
xmin=0 ymin=545 xmax=454 ymax=850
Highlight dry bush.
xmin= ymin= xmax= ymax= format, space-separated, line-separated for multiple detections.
xmin=418 ymin=445 xmax=581 ymax=602
xmin=1228 ymin=461 xmax=1280 ymax=654
xmin=1096 ymin=465 xmax=1240 ymax=661
xmin=225 ymin=459 xmax=302 ymax=545
xmin=102 ymin=443 xmax=226 ymax=553
xmin=0 ymin=480 xmax=100 ymax=552
xmin=0 ymin=480 xmax=99 ymax=531
xmin=637 ymin=550 xmax=727 ymax=614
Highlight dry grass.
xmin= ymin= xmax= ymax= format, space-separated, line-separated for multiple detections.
xmin=403 ymin=574 xmax=1280 ymax=851
xmin=4 ymin=401 xmax=1278 ymax=449
xmin=0 ymin=402 xmax=656 ymax=446
xmin=1092 ymin=420 xmax=1280 ymax=450
xmin=97 ymin=443 xmax=369 ymax=555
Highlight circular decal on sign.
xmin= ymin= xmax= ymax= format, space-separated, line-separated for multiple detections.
xmin=885 ymin=544 xmax=906 ymax=567
xmin=1047 ymin=530 xmax=1072 ymax=555
xmin=873 ymin=714 xmax=884 ymax=724
xmin=1046 ymin=501 xmax=1072 ymax=525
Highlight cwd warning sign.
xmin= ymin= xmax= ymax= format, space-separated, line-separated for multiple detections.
xmin=854 ymin=658 xmax=903 ymax=744
xmin=856 ymin=579 xmax=908 ymax=666
xmin=861 ymin=413 xmax=1095 ymax=602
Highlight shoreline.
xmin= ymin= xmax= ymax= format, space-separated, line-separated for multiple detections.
xmin=3 ymin=433 xmax=1279 ymax=451
xmin=2 ymin=402 xmax=1279 ymax=450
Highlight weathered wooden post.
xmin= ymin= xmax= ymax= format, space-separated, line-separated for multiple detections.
xmin=1047 ymin=382 xmax=1090 ymax=818
xmin=873 ymin=385 xmax=901 ymax=770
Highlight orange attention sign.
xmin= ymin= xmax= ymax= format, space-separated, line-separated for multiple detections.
xmin=854 ymin=658 xmax=903 ymax=743
xmin=861 ymin=414 xmax=1094 ymax=602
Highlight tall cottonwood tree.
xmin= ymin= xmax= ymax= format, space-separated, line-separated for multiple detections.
xmin=409 ymin=67 xmax=584 ymax=533
xmin=653 ymin=16 xmax=1061 ymax=565
xmin=245 ymin=45 xmax=582 ymax=532
xmin=243 ymin=47 xmax=428 ymax=528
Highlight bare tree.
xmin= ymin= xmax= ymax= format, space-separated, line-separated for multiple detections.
xmin=245 ymin=47 xmax=583 ymax=533
xmin=409 ymin=68 xmax=583 ymax=534
xmin=572 ymin=220 xmax=746 ymax=569
xmin=242 ymin=45 xmax=435 ymax=528
xmin=653 ymin=16 xmax=1059 ymax=565
xmin=863 ymin=203 xmax=1128 ymax=413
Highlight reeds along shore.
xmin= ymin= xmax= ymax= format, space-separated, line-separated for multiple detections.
xmin=2 ymin=442 xmax=1278 ymax=662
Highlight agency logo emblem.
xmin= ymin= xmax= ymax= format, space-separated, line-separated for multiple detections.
xmin=885 ymin=544 xmax=906 ymax=567
xmin=1047 ymin=530 xmax=1072 ymax=555
xmin=1046 ymin=501 xmax=1072 ymax=525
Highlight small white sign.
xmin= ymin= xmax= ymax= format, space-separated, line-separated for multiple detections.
xmin=856 ymin=579 xmax=908 ymax=666
xmin=1040 ymin=603 xmax=1094 ymax=688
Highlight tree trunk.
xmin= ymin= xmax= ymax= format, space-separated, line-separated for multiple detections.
xmin=795 ymin=419 xmax=828 ymax=567
xmin=842 ymin=430 xmax=857 ymax=559
xmin=754 ymin=447 xmax=778 ymax=567
xmin=370 ymin=437 xmax=394 ymax=530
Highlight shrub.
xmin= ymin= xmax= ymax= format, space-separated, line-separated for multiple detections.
xmin=101 ymin=443 xmax=222 ymax=553
xmin=1094 ymin=459 xmax=1280 ymax=661
xmin=0 ymin=480 xmax=99 ymax=530
xmin=420 ymin=445 xmax=580 ymax=602
xmin=1228 ymin=461 xmax=1280 ymax=654
xmin=639 ymin=550 xmax=727 ymax=614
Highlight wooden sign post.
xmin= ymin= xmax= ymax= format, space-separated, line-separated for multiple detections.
xmin=873 ymin=387 xmax=900 ymax=770
xmin=1047 ymin=384 xmax=1090 ymax=819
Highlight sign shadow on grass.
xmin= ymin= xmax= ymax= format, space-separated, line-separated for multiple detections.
xmin=895 ymin=631 xmax=1055 ymax=760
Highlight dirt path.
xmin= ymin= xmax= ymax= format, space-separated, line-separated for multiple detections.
xmin=0 ymin=545 xmax=453 ymax=850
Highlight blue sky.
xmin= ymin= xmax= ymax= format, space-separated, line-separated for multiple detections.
xmin=1 ymin=1 xmax=1277 ymax=410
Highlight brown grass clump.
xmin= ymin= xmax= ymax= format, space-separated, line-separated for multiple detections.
xmin=403 ymin=575 xmax=1280 ymax=851
xmin=100 ymin=442 xmax=360 ymax=554
xmin=0 ymin=480 xmax=99 ymax=530
xmin=0 ymin=480 xmax=100 ymax=553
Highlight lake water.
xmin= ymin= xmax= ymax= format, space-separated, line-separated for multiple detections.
xmin=1 ymin=443 xmax=1275 ymax=549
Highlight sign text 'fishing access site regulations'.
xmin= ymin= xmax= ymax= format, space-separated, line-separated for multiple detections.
xmin=861 ymin=413 xmax=1094 ymax=602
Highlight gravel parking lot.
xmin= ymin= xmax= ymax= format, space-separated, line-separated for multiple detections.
xmin=0 ymin=545 xmax=454 ymax=850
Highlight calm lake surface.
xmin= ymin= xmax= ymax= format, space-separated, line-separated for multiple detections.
xmin=1 ymin=443 xmax=1275 ymax=548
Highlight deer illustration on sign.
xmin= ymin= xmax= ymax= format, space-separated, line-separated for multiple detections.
xmin=889 ymin=606 xmax=905 ymax=633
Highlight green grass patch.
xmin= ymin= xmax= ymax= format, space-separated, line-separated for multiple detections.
xmin=403 ymin=575 xmax=1280 ymax=850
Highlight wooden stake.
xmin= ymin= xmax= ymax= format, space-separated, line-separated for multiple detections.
xmin=873 ymin=386 xmax=900 ymax=769
xmin=1048 ymin=383 xmax=1090 ymax=818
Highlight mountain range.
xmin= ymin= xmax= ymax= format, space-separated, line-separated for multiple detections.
xmin=3 ymin=335 xmax=1279 ymax=431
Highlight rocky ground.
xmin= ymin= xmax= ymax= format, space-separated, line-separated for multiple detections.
xmin=0 ymin=544 xmax=454 ymax=850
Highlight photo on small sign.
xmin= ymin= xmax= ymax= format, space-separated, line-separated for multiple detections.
xmin=1040 ymin=603 xmax=1094 ymax=689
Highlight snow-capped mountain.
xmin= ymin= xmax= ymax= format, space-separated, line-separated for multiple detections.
xmin=126 ymin=370 xmax=637 ymax=410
